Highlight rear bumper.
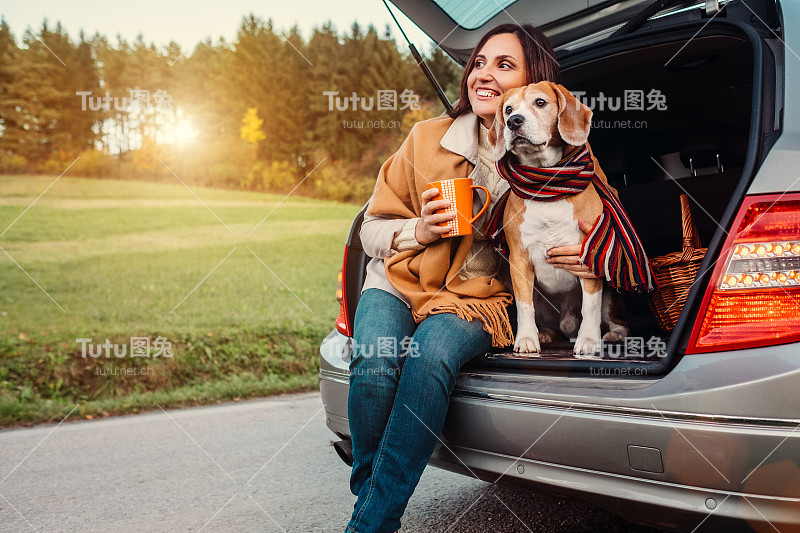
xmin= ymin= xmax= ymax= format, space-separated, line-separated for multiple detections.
xmin=428 ymin=443 xmax=800 ymax=531
xmin=320 ymin=330 xmax=800 ymax=529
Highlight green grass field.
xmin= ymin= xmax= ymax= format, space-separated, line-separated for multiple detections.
xmin=0 ymin=175 xmax=362 ymax=426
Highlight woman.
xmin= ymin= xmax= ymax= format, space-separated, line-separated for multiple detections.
xmin=346 ymin=23 xmax=595 ymax=533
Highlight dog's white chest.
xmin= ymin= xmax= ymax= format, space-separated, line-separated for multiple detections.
xmin=520 ymin=199 xmax=582 ymax=293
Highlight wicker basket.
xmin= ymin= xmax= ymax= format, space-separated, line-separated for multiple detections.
xmin=647 ymin=194 xmax=707 ymax=332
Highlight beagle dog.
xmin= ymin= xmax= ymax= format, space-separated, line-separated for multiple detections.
xmin=488 ymin=81 xmax=630 ymax=357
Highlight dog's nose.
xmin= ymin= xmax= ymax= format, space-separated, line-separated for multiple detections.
xmin=507 ymin=114 xmax=525 ymax=131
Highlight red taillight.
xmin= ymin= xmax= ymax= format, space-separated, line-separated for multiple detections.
xmin=335 ymin=245 xmax=352 ymax=336
xmin=687 ymin=193 xmax=800 ymax=353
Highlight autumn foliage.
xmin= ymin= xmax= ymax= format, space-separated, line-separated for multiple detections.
xmin=0 ymin=16 xmax=462 ymax=203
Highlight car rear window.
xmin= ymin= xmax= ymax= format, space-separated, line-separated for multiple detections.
xmin=432 ymin=0 xmax=518 ymax=29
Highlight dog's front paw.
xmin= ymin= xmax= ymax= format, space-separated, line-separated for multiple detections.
xmin=514 ymin=336 xmax=541 ymax=355
xmin=573 ymin=336 xmax=602 ymax=358
xmin=602 ymin=329 xmax=627 ymax=342
xmin=538 ymin=331 xmax=555 ymax=344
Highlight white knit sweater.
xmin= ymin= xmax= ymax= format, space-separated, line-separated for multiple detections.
xmin=459 ymin=123 xmax=509 ymax=280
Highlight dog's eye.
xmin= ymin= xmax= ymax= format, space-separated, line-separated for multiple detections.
xmin=504 ymin=105 xmax=513 ymax=115
xmin=535 ymin=98 xmax=546 ymax=107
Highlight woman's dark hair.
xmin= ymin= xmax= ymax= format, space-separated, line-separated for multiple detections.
xmin=447 ymin=23 xmax=560 ymax=118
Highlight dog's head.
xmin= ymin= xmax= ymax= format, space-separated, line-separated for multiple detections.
xmin=488 ymin=81 xmax=592 ymax=163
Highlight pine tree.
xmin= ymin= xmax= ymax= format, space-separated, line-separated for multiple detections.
xmin=0 ymin=17 xmax=24 ymax=156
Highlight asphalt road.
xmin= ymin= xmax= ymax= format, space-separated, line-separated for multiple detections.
xmin=0 ymin=392 xmax=660 ymax=532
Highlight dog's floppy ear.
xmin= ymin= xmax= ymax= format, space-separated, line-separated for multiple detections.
xmin=488 ymin=92 xmax=510 ymax=161
xmin=549 ymin=82 xmax=592 ymax=146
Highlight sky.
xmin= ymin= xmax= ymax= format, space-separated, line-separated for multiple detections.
xmin=0 ymin=0 xmax=437 ymax=54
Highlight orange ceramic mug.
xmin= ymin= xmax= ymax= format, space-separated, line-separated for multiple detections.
xmin=427 ymin=178 xmax=491 ymax=238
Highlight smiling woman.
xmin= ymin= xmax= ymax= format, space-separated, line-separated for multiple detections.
xmin=466 ymin=33 xmax=527 ymax=128
xmin=343 ymin=22 xmax=562 ymax=533
xmin=447 ymin=23 xmax=560 ymax=122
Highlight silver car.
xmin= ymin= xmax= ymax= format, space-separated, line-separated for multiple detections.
xmin=320 ymin=0 xmax=800 ymax=529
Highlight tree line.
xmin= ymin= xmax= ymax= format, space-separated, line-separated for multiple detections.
xmin=0 ymin=15 xmax=462 ymax=202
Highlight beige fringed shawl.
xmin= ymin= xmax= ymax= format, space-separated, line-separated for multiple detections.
xmin=367 ymin=116 xmax=514 ymax=347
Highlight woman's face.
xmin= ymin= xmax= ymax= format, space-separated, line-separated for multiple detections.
xmin=467 ymin=33 xmax=527 ymax=129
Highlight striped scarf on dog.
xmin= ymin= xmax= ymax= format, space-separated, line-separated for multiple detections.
xmin=488 ymin=144 xmax=654 ymax=293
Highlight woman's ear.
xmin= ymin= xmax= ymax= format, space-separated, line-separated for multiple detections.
xmin=488 ymin=93 xmax=509 ymax=161
xmin=550 ymin=82 xmax=592 ymax=146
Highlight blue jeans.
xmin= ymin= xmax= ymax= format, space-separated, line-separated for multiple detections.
xmin=346 ymin=289 xmax=492 ymax=533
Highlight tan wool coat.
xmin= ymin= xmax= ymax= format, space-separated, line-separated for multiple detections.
xmin=367 ymin=115 xmax=514 ymax=347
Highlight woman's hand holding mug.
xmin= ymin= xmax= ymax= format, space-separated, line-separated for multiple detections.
xmin=415 ymin=187 xmax=456 ymax=245
xmin=419 ymin=178 xmax=491 ymax=245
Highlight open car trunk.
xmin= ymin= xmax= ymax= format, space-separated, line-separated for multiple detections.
xmin=465 ymin=17 xmax=778 ymax=372
xmin=339 ymin=11 xmax=781 ymax=376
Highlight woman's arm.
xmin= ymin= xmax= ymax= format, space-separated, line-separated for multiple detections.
xmin=360 ymin=189 xmax=456 ymax=258
xmin=546 ymin=144 xmax=609 ymax=279
xmin=360 ymin=212 xmax=421 ymax=259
